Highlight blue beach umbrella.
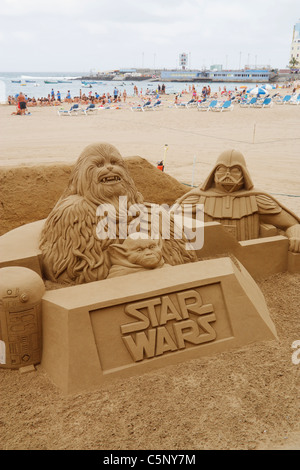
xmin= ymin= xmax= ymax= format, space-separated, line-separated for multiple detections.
xmin=261 ymin=84 xmax=276 ymax=91
xmin=248 ymin=86 xmax=268 ymax=95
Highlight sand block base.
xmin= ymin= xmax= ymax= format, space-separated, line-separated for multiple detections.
xmin=41 ymin=257 xmax=277 ymax=395
xmin=196 ymin=222 xmax=290 ymax=279
xmin=19 ymin=365 xmax=36 ymax=374
xmin=0 ymin=220 xmax=45 ymax=276
xmin=287 ymin=251 xmax=300 ymax=273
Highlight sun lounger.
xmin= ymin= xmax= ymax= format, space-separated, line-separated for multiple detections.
xmin=174 ymin=102 xmax=189 ymax=108
xmin=275 ymin=95 xmax=291 ymax=105
xmin=141 ymin=100 xmax=162 ymax=111
xmin=175 ymin=99 xmax=197 ymax=109
xmin=152 ymin=100 xmax=162 ymax=110
xmin=142 ymin=100 xmax=163 ymax=111
xmin=130 ymin=105 xmax=143 ymax=111
xmin=239 ymin=97 xmax=257 ymax=108
xmin=186 ymin=99 xmax=198 ymax=108
xmin=289 ymin=94 xmax=300 ymax=105
xmin=131 ymin=101 xmax=152 ymax=112
xmin=210 ymin=100 xmax=234 ymax=112
xmin=84 ymin=103 xmax=98 ymax=114
xmin=252 ymin=97 xmax=273 ymax=108
xmin=197 ymin=100 xmax=218 ymax=111
xmin=57 ymin=104 xmax=85 ymax=116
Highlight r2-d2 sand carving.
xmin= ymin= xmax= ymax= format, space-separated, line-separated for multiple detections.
xmin=0 ymin=267 xmax=45 ymax=369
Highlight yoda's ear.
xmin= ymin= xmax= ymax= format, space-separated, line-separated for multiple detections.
xmin=108 ymin=243 xmax=128 ymax=256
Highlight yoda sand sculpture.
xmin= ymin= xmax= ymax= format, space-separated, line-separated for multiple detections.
xmin=107 ymin=233 xmax=169 ymax=278
xmin=176 ymin=149 xmax=300 ymax=251
xmin=39 ymin=142 xmax=196 ymax=284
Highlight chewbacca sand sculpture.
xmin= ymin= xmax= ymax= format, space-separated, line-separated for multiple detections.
xmin=39 ymin=143 xmax=196 ymax=285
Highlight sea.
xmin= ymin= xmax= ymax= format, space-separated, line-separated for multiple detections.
xmin=0 ymin=71 xmax=261 ymax=103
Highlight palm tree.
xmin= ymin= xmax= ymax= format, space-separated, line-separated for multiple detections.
xmin=289 ymin=57 xmax=299 ymax=69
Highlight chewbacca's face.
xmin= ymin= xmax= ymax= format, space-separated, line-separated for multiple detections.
xmin=89 ymin=152 xmax=125 ymax=190
xmin=72 ymin=143 xmax=140 ymax=205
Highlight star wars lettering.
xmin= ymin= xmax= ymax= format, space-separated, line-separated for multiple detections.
xmin=121 ymin=289 xmax=216 ymax=362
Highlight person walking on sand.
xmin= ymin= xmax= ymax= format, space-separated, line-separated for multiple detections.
xmin=66 ymin=90 xmax=72 ymax=103
xmin=17 ymin=91 xmax=27 ymax=115
xmin=113 ymin=87 xmax=118 ymax=102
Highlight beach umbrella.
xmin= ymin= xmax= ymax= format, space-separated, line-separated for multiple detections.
xmin=262 ymin=84 xmax=275 ymax=90
xmin=248 ymin=87 xmax=268 ymax=95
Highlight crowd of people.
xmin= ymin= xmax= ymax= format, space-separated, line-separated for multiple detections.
xmin=7 ymin=84 xmax=167 ymax=114
xmin=7 ymin=80 xmax=300 ymax=115
xmin=7 ymin=85 xmax=157 ymax=111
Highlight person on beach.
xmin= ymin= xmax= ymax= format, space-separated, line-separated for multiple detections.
xmin=66 ymin=90 xmax=72 ymax=103
xmin=17 ymin=91 xmax=27 ymax=115
xmin=11 ymin=107 xmax=22 ymax=115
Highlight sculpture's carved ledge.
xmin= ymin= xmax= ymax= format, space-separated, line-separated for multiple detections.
xmin=0 ymin=219 xmax=299 ymax=281
xmin=41 ymin=257 xmax=277 ymax=394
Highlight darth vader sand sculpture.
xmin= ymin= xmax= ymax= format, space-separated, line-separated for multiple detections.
xmin=176 ymin=149 xmax=300 ymax=252
xmin=39 ymin=143 xmax=196 ymax=284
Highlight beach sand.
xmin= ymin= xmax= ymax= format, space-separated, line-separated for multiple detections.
xmin=1 ymin=94 xmax=300 ymax=450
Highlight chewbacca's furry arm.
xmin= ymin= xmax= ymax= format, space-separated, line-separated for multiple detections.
xmin=162 ymin=213 xmax=198 ymax=265
xmin=39 ymin=195 xmax=112 ymax=284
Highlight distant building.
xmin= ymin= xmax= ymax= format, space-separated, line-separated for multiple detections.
xmin=290 ymin=20 xmax=300 ymax=65
xmin=179 ymin=53 xmax=188 ymax=70
xmin=210 ymin=64 xmax=223 ymax=71
xmin=209 ymin=69 xmax=273 ymax=82
xmin=161 ymin=70 xmax=206 ymax=81
xmin=160 ymin=69 xmax=274 ymax=82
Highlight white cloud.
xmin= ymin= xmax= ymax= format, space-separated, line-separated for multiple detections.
xmin=0 ymin=0 xmax=298 ymax=71
xmin=11 ymin=30 xmax=35 ymax=42
xmin=0 ymin=0 xmax=83 ymax=16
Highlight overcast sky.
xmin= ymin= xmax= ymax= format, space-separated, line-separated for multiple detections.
xmin=0 ymin=0 xmax=299 ymax=72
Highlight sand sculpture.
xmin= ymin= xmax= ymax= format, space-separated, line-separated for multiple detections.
xmin=176 ymin=149 xmax=300 ymax=251
xmin=0 ymin=267 xmax=45 ymax=369
xmin=41 ymin=257 xmax=278 ymax=394
xmin=0 ymin=144 xmax=282 ymax=392
xmin=107 ymin=233 xmax=168 ymax=278
xmin=39 ymin=142 xmax=196 ymax=285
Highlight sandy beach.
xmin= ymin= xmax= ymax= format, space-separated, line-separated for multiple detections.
xmin=1 ymin=90 xmax=300 ymax=212
xmin=1 ymin=91 xmax=300 ymax=451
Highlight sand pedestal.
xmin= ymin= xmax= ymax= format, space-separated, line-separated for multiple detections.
xmin=41 ymin=257 xmax=277 ymax=395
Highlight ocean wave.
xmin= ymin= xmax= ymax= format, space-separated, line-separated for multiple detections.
xmin=21 ymin=75 xmax=80 ymax=80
